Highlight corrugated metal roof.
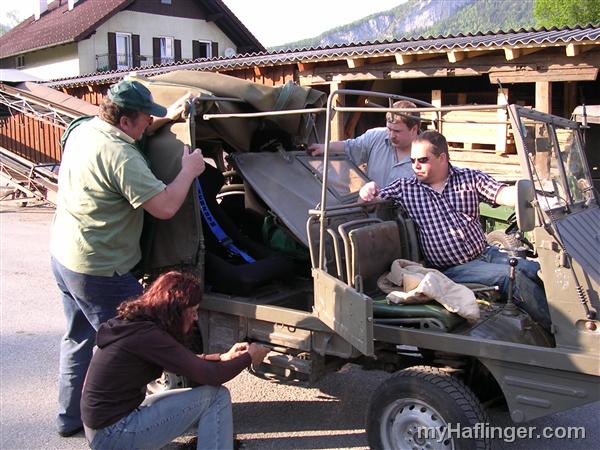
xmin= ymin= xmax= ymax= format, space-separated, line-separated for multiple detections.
xmin=45 ymin=24 xmax=600 ymax=88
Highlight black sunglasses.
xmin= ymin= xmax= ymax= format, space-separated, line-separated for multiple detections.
xmin=410 ymin=156 xmax=430 ymax=164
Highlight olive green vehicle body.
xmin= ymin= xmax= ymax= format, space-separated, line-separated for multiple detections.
xmin=140 ymin=74 xmax=599 ymax=427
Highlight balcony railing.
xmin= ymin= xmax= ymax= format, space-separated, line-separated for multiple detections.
xmin=95 ymin=53 xmax=175 ymax=72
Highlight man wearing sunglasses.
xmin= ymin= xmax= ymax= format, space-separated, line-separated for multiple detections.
xmin=360 ymin=130 xmax=551 ymax=331
xmin=307 ymin=100 xmax=420 ymax=187
xmin=50 ymin=80 xmax=206 ymax=438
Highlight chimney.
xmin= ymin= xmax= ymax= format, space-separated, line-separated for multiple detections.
xmin=34 ymin=0 xmax=48 ymax=20
xmin=68 ymin=0 xmax=79 ymax=10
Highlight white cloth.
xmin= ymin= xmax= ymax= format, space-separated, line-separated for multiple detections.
xmin=379 ymin=259 xmax=480 ymax=322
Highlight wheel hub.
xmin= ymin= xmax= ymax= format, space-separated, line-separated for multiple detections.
xmin=381 ymin=398 xmax=452 ymax=449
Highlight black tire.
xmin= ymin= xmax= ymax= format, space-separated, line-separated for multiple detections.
xmin=486 ymin=230 xmax=521 ymax=251
xmin=367 ymin=365 xmax=491 ymax=450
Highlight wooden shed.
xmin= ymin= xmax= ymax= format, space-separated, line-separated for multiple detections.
xmin=2 ymin=25 xmax=599 ymax=173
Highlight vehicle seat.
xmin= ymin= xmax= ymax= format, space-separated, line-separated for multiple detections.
xmin=199 ymin=165 xmax=295 ymax=296
xmin=345 ymin=220 xmax=468 ymax=332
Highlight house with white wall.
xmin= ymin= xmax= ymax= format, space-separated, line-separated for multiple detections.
xmin=0 ymin=0 xmax=264 ymax=80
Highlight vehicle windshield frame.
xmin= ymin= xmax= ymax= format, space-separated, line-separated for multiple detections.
xmin=508 ymin=105 xmax=595 ymax=209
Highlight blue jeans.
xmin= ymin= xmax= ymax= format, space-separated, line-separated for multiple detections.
xmin=88 ymin=386 xmax=233 ymax=450
xmin=442 ymin=246 xmax=551 ymax=330
xmin=51 ymin=257 xmax=143 ymax=434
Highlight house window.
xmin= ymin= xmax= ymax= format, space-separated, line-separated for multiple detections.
xmin=159 ymin=37 xmax=174 ymax=64
xmin=115 ymin=32 xmax=132 ymax=69
xmin=161 ymin=0 xmax=172 ymax=4
xmin=193 ymin=40 xmax=212 ymax=59
xmin=16 ymin=55 xmax=25 ymax=68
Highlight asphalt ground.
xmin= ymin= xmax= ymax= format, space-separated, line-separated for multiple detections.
xmin=1 ymin=206 xmax=598 ymax=450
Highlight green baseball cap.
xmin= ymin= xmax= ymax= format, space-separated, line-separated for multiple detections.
xmin=107 ymin=80 xmax=167 ymax=117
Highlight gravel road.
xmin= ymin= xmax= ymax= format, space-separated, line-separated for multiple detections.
xmin=1 ymin=206 xmax=598 ymax=450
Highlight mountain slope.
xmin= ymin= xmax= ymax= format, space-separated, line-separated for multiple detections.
xmin=275 ymin=0 xmax=536 ymax=50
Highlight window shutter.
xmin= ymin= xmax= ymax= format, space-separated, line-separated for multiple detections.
xmin=174 ymin=39 xmax=182 ymax=62
xmin=132 ymin=34 xmax=141 ymax=67
xmin=107 ymin=32 xmax=117 ymax=70
xmin=211 ymin=41 xmax=218 ymax=58
xmin=192 ymin=41 xmax=200 ymax=60
xmin=153 ymin=37 xmax=161 ymax=65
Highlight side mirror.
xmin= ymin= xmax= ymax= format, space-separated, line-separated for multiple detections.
xmin=515 ymin=179 xmax=535 ymax=232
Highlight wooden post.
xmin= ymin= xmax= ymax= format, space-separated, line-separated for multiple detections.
xmin=535 ymin=81 xmax=552 ymax=179
xmin=431 ymin=90 xmax=441 ymax=132
xmin=329 ymin=81 xmax=345 ymax=142
xmin=564 ymin=81 xmax=577 ymax=119
xmin=496 ymin=88 xmax=508 ymax=154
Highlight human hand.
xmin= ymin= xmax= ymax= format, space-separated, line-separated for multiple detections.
xmin=248 ymin=343 xmax=270 ymax=365
xmin=220 ymin=342 xmax=250 ymax=361
xmin=166 ymin=92 xmax=193 ymax=121
xmin=307 ymin=143 xmax=324 ymax=156
xmin=359 ymin=181 xmax=380 ymax=202
xmin=181 ymin=145 xmax=205 ymax=178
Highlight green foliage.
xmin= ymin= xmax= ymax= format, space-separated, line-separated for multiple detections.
xmin=534 ymin=0 xmax=600 ymax=28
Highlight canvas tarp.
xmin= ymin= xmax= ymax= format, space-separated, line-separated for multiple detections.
xmin=135 ymin=70 xmax=326 ymax=273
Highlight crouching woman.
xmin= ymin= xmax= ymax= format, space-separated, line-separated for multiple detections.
xmin=81 ymin=271 xmax=269 ymax=450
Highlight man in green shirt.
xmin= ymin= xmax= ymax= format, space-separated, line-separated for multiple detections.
xmin=50 ymin=80 xmax=205 ymax=437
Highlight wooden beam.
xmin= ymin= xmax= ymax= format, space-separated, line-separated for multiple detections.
xmin=503 ymin=47 xmax=541 ymax=61
xmin=536 ymin=81 xmax=552 ymax=113
xmin=564 ymin=81 xmax=577 ymax=118
xmin=448 ymin=49 xmax=496 ymax=63
xmin=430 ymin=90 xmax=442 ymax=131
xmin=390 ymin=66 xmax=482 ymax=79
xmin=496 ymin=88 xmax=509 ymax=154
xmin=566 ymin=43 xmax=581 ymax=57
xmin=490 ymin=67 xmax=598 ymax=83
xmin=534 ymin=81 xmax=552 ymax=178
xmin=296 ymin=62 xmax=314 ymax=73
xmin=447 ymin=50 xmax=466 ymax=63
xmin=565 ymin=43 xmax=597 ymax=57
xmin=344 ymin=92 xmax=371 ymax=139
xmin=346 ymin=58 xmax=365 ymax=69
xmin=395 ymin=53 xmax=415 ymax=65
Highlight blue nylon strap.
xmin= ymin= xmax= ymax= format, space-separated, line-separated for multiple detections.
xmin=196 ymin=183 xmax=255 ymax=263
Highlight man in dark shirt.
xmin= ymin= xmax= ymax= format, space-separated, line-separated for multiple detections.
xmin=360 ymin=130 xmax=551 ymax=330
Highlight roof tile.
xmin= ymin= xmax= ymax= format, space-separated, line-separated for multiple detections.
xmin=0 ymin=0 xmax=134 ymax=58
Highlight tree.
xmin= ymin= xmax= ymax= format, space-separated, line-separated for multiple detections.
xmin=534 ymin=0 xmax=600 ymax=28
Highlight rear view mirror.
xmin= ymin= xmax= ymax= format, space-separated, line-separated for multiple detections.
xmin=515 ymin=179 xmax=535 ymax=232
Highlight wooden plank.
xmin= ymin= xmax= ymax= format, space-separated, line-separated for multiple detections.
xmin=490 ymin=67 xmax=598 ymax=83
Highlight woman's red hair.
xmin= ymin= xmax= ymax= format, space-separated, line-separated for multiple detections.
xmin=117 ymin=271 xmax=202 ymax=343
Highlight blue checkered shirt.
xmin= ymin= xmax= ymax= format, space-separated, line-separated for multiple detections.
xmin=379 ymin=166 xmax=505 ymax=268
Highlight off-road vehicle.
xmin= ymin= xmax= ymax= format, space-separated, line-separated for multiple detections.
xmin=138 ymin=70 xmax=599 ymax=449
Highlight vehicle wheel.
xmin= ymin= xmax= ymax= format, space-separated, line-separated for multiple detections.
xmin=367 ymin=365 xmax=491 ymax=450
xmin=486 ymin=230 xmax=521 ymax=251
